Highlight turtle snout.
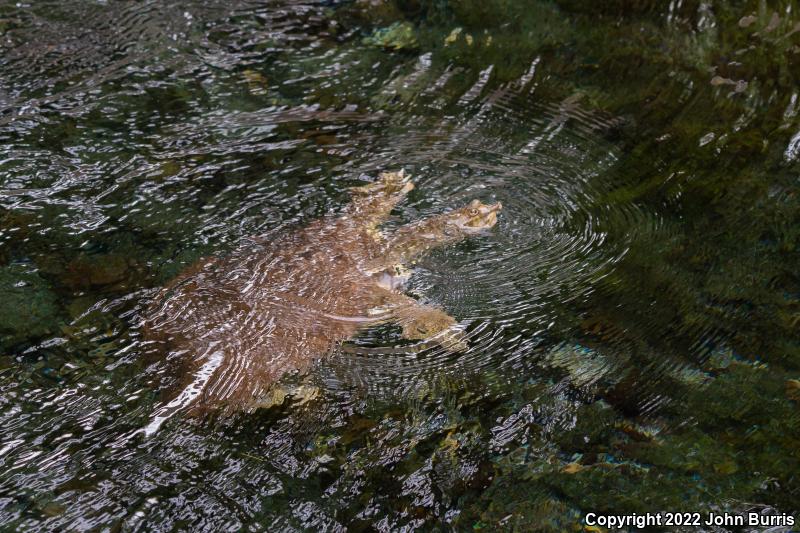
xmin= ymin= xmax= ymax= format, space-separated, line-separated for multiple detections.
xmin=481 ymin=202 xmax=502 ymax=227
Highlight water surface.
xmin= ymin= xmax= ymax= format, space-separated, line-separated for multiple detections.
xmin=1 ymin=0 xmax=798 ymax=530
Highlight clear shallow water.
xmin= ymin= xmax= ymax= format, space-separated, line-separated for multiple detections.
xmin=1 ymin=0 xmax=798 ymax=530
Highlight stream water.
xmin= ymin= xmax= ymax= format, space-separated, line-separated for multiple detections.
xmin=1 ymin=1 xmax=798 ymax=530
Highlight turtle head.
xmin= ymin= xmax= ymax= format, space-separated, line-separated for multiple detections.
xmin=447 ymin=199 xmax=502 ymax=234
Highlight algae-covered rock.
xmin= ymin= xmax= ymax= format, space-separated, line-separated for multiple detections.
xmin=0 ymin=265 xmax=61 ymax=346
xmin=544 ymin=342 xmax=628 ymax=389
xmin=364 ymin=21 xmax=418 ymax=51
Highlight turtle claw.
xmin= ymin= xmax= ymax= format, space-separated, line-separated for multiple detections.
xmin=351 ymin=169 xmax=414 ymax=196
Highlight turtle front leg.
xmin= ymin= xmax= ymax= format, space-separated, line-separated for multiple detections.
xmin=350 ymin=169 xmax=414 ymax=197
xmin=373 ymin=289 xmax=468 ymax=352
xmin=346 ymin=170 xmax=415 ymax=228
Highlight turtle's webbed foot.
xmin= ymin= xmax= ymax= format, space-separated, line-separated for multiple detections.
xmin=399 ymin=307 xmax=469 ymax=353
xmin=431 ymin=324 xmax=469 ymax=353
xmin=351 ymin=169 xmax=414 ymax=197
xmin=400 ymin=307 xmax=454 ymax=339
xmin=248 ymin=383 xmax=320 ymax=411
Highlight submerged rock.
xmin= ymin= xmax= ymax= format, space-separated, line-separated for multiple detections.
xmin=544 ymin=342 xmax=628 ymax=389
xmin=0 ymin=265 xmax=61 ymax=347
xmin=364 ymin=22 xmax=418 ymax=51
xmin=62 ymin=254 xmax=130 ymax=289
xmin=241 ymin=69 xmax=269 ymax=96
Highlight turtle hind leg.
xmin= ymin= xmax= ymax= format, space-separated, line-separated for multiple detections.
xmin=395 ymin=304 xmax=469 ymax=353
xmin=372 ymin=287 xmax=468 ymax=352
xmin=247 ymin=382 xmax=321 ymax=411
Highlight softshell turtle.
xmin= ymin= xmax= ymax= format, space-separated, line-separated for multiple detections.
xmin=143 ymin=170 xmax=501 ymax=419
